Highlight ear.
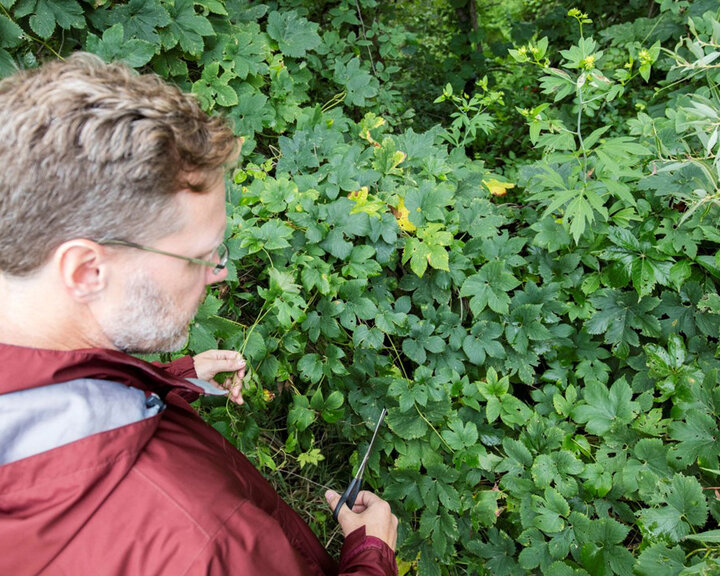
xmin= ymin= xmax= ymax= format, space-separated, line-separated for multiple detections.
xmin=53 ymin=240 xmax=108 ymax=301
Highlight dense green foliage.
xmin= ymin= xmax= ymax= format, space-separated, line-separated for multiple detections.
xmin=3 ymin=0 xmax=720 ymax=574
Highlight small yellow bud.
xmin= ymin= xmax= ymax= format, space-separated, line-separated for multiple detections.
xmin=581 ymin=55 xmax=596 ymax=70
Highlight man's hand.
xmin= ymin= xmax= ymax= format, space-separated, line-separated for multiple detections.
xmin=325 ymin=489 xmax=398 ymax=551
xmin=192 ymin=350 xmax=246 ymax=405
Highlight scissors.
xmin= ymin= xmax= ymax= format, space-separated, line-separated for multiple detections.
xmin=333 ymin=408 xmax=387 ymax=521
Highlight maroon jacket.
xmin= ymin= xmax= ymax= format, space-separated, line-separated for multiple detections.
xmin=0 ymin=344 xmax=397 ymax=575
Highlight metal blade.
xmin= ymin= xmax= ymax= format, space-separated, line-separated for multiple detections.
xmin=355 ymin=408 xmax=387 ymax=479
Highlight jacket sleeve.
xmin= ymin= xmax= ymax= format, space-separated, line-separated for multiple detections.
xmin=183 ymin=502 xmax=397 ymax=576
xmin=152 ymin=355 xmax=197 ymax=379
xmin=338 ymin=527 xmax=398 ymax=576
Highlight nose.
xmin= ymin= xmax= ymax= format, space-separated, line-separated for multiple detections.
xmin=206 ymin=265 xmax=228 ymax=285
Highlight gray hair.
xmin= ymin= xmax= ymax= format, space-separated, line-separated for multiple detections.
xmin=0 ymin=53 xmax=237 ymax=276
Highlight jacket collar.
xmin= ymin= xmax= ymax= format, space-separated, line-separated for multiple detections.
xmin=0 ymin=343 xmax=202 ymax=398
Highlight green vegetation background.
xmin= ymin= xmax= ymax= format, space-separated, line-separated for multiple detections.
xmin=2 ymin=0 xmax=720 ymax=573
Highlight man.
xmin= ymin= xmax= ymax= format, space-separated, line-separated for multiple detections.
xmin=0 ymin=53 xmax=397 ymax=575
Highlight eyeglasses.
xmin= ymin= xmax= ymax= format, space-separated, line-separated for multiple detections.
xmin=98 ymin=239 xmax=229 ymax=275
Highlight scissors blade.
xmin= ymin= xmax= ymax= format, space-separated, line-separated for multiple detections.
xmin=355 ymin=408 xmax=387 ymax=478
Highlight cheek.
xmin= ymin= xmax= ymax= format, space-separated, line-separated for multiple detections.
xmin=173 ymin=269 xmax=209 ymax=308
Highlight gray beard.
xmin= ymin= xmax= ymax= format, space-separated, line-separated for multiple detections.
xmin=102 ymin=273 xmax=200 ymax=354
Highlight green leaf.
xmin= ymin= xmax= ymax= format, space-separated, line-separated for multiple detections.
xmin=401 ymin=225 xmax=451 ymax=276
xmin=288 ymin=394 xmax=315 ymax=431
xmin=572 ymin=378 xmax=638 ymax=435
xmin=442 ymin=418 xmax=479 ymax=450
xmin=162 ymin=0 xmax=214 ymax=55
xmin=635 ymin=544 xmax=686 ymax=576
xmin=86 ymin=24 xmax=156 ymax=68
xmin=460 ymin=261 xmax=521 ymax=316
xmin=575 ymin=516 xmax=633 ymax=576
xmin=503 ymin=438 xmax=533 ymax=468
xmin=473 ymin=491 xmax=500 ymax=529
xmin=638 ymin=474 xmax=708 ymax=543
xmin=324 ymin=390 xmax=344 ymax=411
xmin=404 ymin=181 xmax=454 ymax=226
xmin=240 ymin=219 xmax=293 ymax=253
xmin=24 ymin=0 xmax=85 ymax=39
xmin=427 ymin=244 xmax=449 ymax=271
xmin=586 ymin=289 xmax=661 ymax=348
xmin=297 ymin=447 xmax=324 ymax=469
xmin=631 ymin=258 xmax=658 ymax=298
xmin=387 ymin=407 xmax=428 ymax=439
xmin=192 ymin=61 xmax=239 ymax=109
xmin=0 ymin=15 xmax=23 ymax=48
xmin=188 ymin=319 xmax=217 ymax=351
xmin=98 ymin=0 xmax=170 ymax=45
xmin=684 ymin=529 xmax=720 ymax=543
xmin=320 ymin=228 xmax=353 ymax=260
xmin=298 ymin=353 xmax=323 ymax=384
xmin=266 ymin=10 xmax=321 ymax=58
xmin=224 ymin=28 xmax=268 ymax=79
xmin=471 ymin=528 xmax=522 ymax=576
xmin=669 ymin=260 xmax=691 ymax=289
xmin=669 ymin=410 xmax=720 ymax=468
xmin=241 ymin=330 xmax=266 ymax=363
xmin=463 ymin=321 xmax=505 ymax=365
xmin=334 ymin=57 xmax=378 ymax=107
xmin=402 ymin=237 xmax=430 ymax=277
xmin=0 ymin=48 xmax=17 ymax=78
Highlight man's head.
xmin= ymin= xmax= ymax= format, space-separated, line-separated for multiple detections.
xmin=0 ymin=52 xmax=237 ymax=276
xmin=0 ymin=53 xmax=237 ymax=352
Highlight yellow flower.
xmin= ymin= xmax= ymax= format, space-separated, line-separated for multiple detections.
xmin=581 ymin=55 xmax=596 ymax=70
xmin=483 ymin=178 xmax=515 ymax=196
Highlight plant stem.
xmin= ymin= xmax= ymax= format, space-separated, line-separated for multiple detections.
xmin=354 ymin=0 xmax=377 ymax=76
xmin=0 ymin=4 xmax=64 ymax=61
xmin=576 ymin=82 xmax=588 ymax=181
xmin=415 ymin=404 xmax=454 ymax=453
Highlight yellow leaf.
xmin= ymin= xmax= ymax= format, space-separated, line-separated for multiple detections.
xmin=348 ymin=187 xmax=385 ymax=219
xmin=393 ymin=197 xmax=416 ymax=232
xmin=396 ymin=554 xmax=418 ymax=576
xmin=359 ymin=113 xmax=386 ymax=146
xmin=483 ymin=178 xmax=515 ymax=196
xmin=390 ymin=150 xmax=407 ymax=172
xmin=348 ymin=186 xmax=369 ymax=202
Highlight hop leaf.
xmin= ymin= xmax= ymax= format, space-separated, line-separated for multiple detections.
xmin=572 ymin=378 xmax=638 ymax=435
xmin=267 ymin=9 xmax=321 ymax=58
xmin=393 ymin=197 xmax=416 ymax=232
xmin=483 ymin=178 xmax=516 ymax=196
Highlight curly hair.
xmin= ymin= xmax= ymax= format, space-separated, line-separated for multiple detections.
xmin=0 ymin=53 xmax=238 ymax=276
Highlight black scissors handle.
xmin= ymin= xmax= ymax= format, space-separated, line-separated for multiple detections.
xmin=333 ymin=475 xmax=362 ymax=521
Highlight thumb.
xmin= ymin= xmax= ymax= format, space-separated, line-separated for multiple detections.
xmin=325 ymin=490 xmax=345 ymax=519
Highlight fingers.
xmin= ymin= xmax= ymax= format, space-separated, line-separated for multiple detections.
xmin=224 ymin=371 xmax=245 ymax=405
xmin=193 ymin=350 xmax=246 ymax=381
xmin=351 ymin=490 xmax=383 ymax=508
xmin=326 ymin=489 xmax=398 ymax=550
